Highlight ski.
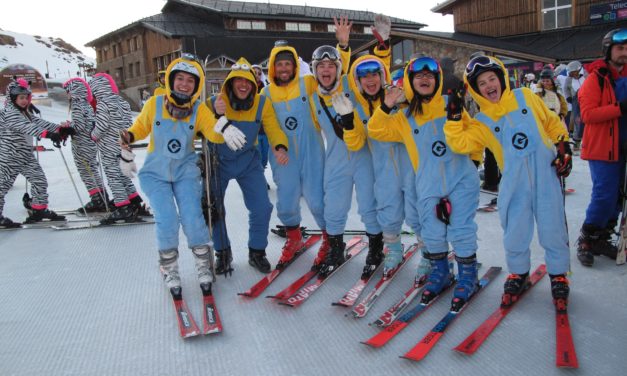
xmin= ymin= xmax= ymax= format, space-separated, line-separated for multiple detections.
xmin=555 ymin=301 xmax=578 ymax=368
xmin=477 ymin=198 xmax=498 ymax=212
xmin=278 ymin=240 xmax=368 ymax=308
xmin=268 ymin=236 xmax=363 ymax=300
xmin=330 ymin=264 xmax=381 ymax=308
xmin=167 ymin=286 xmax=200 ymax=338
xmin=51 ymin=218 xmax=155 ymax=230
xmin=401 ymin=266 xmax=502 ymax=361
xmin=370 ymin=252 xmax=454 ymax=327
xmin=616 ymin=168 xmax=627 ymax=265
xmin=237 ymin=235 xmax=321 ymax=298
xmin=1 ymin=220 xmax=67 ymax=230
xmin=454 ymin=264 xmax=547 ymax=355
xmin=350 ymin=243 xmax=420 ymax=318
xmin=361 ymin=279 xmax=456 ymax=348
xmin=200 ymin=283 xmax=222 ymax=335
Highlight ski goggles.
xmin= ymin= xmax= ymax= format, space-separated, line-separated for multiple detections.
xmin=180 ymin=52 xmax=203 ymax=67
xmin=611 ymin=29 xmax=627 ymax=44
xmin=312 ymin=45 xmax=340 ymax=61
xmin=464 ymin=55 xmax=496 ymax=77
xmin=231 ymin=62 xmax=251 ymax=71
xmin=407 ymin=57 xmax=439 ymax=74
xmin=355 ymin=60 xmax=383 ymax=78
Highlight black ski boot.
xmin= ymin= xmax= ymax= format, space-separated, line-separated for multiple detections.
xmin=319 ymin=235 xmax=345 ymax=277
xmin=501 ymin=272 xmax=530 ymax=307
xmin=550 ymin=274 xmax=569 ymax=312
xmin=215 ymin=247 xmax=234 ymax=276
xmin=577 ymin=224 xmax=617 ymax=266
xmin=99 ymin=204 xmax=138 ymax=225
xmin=248 ymin=248 xmax=271 ymax=273
xmin=24 ymin=208 xmax=65 ymax=224
xmin=130 ymin=195 xmax=152 ymax=217
xmin=0 ymin=215 xmax=20 ymax=228
xmin=362 ymin=232 xmax=384 ymax=277
xmin=595 ymin=222 xmax=618 ymax=259
xmin=76 ymin=193 xmax=108 ymax=213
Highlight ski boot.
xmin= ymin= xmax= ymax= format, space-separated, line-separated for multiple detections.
xmin=249 ymin=248 xmax=271 ymax=274
xmin=319 ymin=234 xmax=345 ymax=277
xmin=362 ymin=232 xmax=384 ymax=278
xmin=75 ymin=193 xmax=108 ymax=214
xmin=276 ymin=226 xmax=305 ymax=269
xmin=24 ymin=208 xmax=65 ymax=224
xmin=130 ymin=195 xmax=152 ymax=217
xmin=312 ymin=231 xmax=330 ymax=270
xmin=382 ymin=235 xmax=403 ymax=276
xmin=0 ymin=215 xmax=20 ymax=229
xmin=550 ymin=274 xmax=570 ymax=312
xmin=192 ymin=245 xmax=215 ymax=284
xmin=99 ymin=204 xmax=138 ymax=225
xmin=215 ymin=247 xmax=233 ymax=277
xmin=451 ymin=254 xmax=479 ymax=311
xmin=421 ymin=252 xmax=454 ymax=304
xmin=159 ymin=249 xmax=181 ymax=290
xmin=22 ymin=193 xmax=32 ymax=210
xmin=577 ymin=223 xmax=617 ymax=266
xmin=595 ymin=222 xmax=618 ymax=259
xmin=501 ymin=272 xmax=530 ymax=307
xmin=415 ymin=245 xmax=432 ymax=284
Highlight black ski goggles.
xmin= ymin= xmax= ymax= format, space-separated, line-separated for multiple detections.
xmin=465 ymin=56 xmax=497 ymax=77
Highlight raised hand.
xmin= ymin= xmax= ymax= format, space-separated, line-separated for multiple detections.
xmin=334 ymin=16 xmax=352 ymax=47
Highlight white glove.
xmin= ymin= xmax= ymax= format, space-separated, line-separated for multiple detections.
xmin=214 ymin=116 xmax=246 ymax=151
xmin=331 ymin=93 xmax=353 ymax=116
xmin=119 ymin=148 xmax=137 ymax=178
xmin=373 ymin=14 xmax=391 ymax=41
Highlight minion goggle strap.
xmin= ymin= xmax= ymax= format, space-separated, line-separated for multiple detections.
xmin=408 ymin=57 xmax=439 ymax=74
xmin=355 ymin=60 xmax=383 ymax=78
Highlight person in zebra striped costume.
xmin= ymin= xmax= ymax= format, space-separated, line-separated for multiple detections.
xmin=89 ymin=73 xmax=146 ymax=224
xmin=0 ymin=79 xmax=69 ymax=227
xmin=63 ymin=78 xmax=109 ymax=212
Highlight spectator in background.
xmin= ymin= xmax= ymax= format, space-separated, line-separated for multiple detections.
xmin=564 ymin=61 xmax=586 ymax=148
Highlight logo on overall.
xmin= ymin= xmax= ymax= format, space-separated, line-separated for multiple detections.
xmin=168 ymin=139 xmax=182 ymax=153
xmin=432 ymin=141 xmax=447 ymax=157
xmin=285 ymin=116 xmax=298 ymax=130
xmin=512 ymin=132 xmax=528 ymax=150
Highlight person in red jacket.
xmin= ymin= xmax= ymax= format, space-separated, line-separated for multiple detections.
xmin=577 ymin=28 xmax=627 ymax=266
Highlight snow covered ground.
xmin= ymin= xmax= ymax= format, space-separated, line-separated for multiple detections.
xmin=0 ymin=100 xmax=625 ymax=375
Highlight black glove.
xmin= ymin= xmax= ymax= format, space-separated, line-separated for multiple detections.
xmin=620 ymin=100 xmax=627 ymax=115
xmin=566 ymin=97 xmax=573 ymax=104
xmin=58 ymin=126 xmax=76 ymax=138
xmin=552 ymin=140 xmax=573 ymax=178
xmin=46 ymin=132 xmax=63 ymax=148
xmin=339 ymin=113 xmax=355 ymax=130
xmin=29 ymin=104 xmax=41 ymax=115
xmin=447 ymin=83 xmax=466 ymax=121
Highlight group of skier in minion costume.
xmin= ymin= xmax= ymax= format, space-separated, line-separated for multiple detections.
xmin=114 ymin=14 xmax=575 ymax=312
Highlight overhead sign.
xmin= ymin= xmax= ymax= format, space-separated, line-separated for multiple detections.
xmin=590 ymin=1 xmax=627 ymax=24
xmin=0 ymin=63 xmax=48 ymax=99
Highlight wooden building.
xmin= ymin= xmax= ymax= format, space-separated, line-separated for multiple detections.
xmin=85 ymin=0 xmax=423 ymax=109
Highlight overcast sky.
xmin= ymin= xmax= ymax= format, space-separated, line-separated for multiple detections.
xmin=1 ymin=0 xmax=453 ymax=58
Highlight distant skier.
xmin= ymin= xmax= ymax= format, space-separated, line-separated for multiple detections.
xmin=444 ymin=55 xmax=571 ymax=309
xmin=0 ymin=79 xmax=70 ymax=227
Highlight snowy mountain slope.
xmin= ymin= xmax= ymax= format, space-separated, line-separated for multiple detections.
xmin=0 ymin=29 xmax=94 ymax=80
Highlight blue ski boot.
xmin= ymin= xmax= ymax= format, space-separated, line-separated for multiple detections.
xmin=382 ymin=236 xmax=403 ymax=276
xmin=420 ymin=252 xmax=454 ymax=304
xmin=451 ymin=254 xmax=479 ymax=311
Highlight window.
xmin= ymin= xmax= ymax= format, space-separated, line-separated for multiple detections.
xmin=135 ymin=62 xmax=140 ymax=77
xmin=211 ymin=83 xmax=221 ymax=94
xmin=112 ymin=44 xmax=118 ymax=58
xmin=327 ymin=24 xmax=336 ymax=33
xmin=128 ymin=63 xmax=134 ymax=78
xmin=363 ymin=26 xmax=373 ymax=35
xmin=252 ymin=21 xmax=266 ymax=30
xmin=133 ymin=36 xmax=139 ymax=50
xmin=127 ymin=39 xmax=132 ymax=52
xmin=237 ymin=20 xmax=252 ymax=29
xmin=392 ymin=39 xmax=415 ymax=67
xmin=285 ymin=22 xmax=310 ymax=31
xmin=542 ymin=0 xmax=572 ymax=30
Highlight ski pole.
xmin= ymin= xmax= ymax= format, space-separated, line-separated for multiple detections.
xmin=80 ymin=157 xmax=110 ymax=213
xmin=57 ymin=146 xmax=94 ymax=227
xmin=201 ymin=137 xmax=216 ymax=282
xmin=96 ymin=149 xmax=111 ymax=213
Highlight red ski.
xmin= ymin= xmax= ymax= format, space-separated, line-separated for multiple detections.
xmin=168 ymin=287 xmax=200 ymax=338
xmin=454 ymin=264 xmax=547 ymax=354
xmin=237 ymin=235 xmax=321 ymax=298
xmin=278 ymin=241 xmax=368 ymax=308
xmin=555 ymin=302 xmax=578 ymax=368
xmin=201 ymin=283 xmax=222 ymax=335
xmin=268 ymin=236 xmax=363 ymax=300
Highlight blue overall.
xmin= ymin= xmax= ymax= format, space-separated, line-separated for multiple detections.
xmin=475 ymin=89 xmax=569 ymax=275
xmin=406 ymin=100 xmax=479 ymax=258
xmin=351 ymin=94 xmax=400 ymax=236
xmin=584 ymin=77 xmax=627 ymax=228
xmin=209 ymin=96 xmax=273 ymax=251
xmin=397 ymin=143 xmax=421 ymax=236
xmin=266 ymin=77 xmax=325 ymax=228
xmin=313 ymin=81 xmax=380 ymax=235
xmin=138 ymin=96 xmax=210 ymax=252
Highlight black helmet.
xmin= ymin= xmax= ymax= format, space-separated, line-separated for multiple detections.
xmin=539 ymin=69 xmax=553 ymax=79
xmin=602 ymin=28 xmax=627 ymax=60
xmin=464 ymin=55 xmax=505 ymax=94
xmin=8 ymin=79 xmax=32 ymax=103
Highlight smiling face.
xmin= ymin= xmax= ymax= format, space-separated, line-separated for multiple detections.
xmin=541 ymin=78 xmax=554 ymax=89
xmin=231 ymin=77 xmax=254 ymax=100
xmin=172 ymin=71 xmax=197 ymax=96
xmin=412 ymin=71 xmax=436 ymax=97
xmin=359 ymin=72 xmax=382 ymax=96
xmin=274 ymin=60 xmax=295 ymax=85
xmin=315 ymin=60 xmax=338 ymax=89
xmin=15 ymin=94 xmax=29 ymax=109
xmin=476 ymin=71 xmax=502 ymax=103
